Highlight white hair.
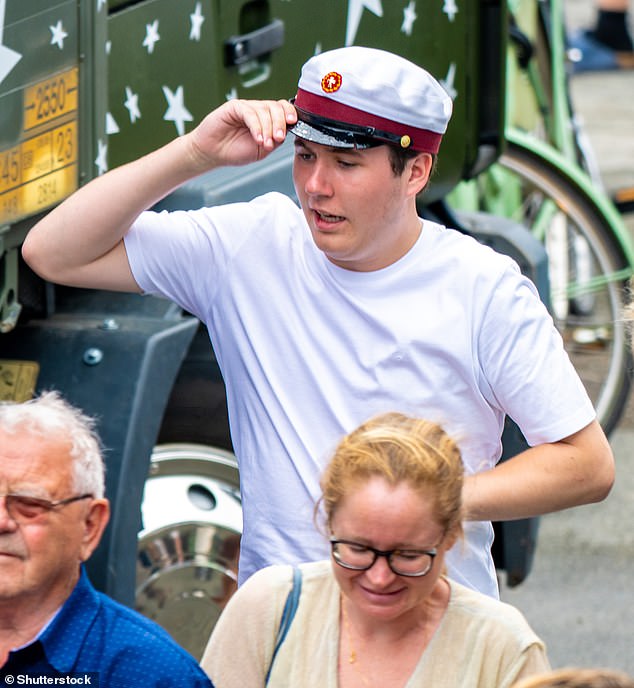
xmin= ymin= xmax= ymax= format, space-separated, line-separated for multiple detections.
xmin=0 ymin=391 xmax=105 ymax=498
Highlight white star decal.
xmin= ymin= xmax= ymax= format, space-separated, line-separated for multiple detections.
xmin=106 ymin=40 xmax=112 ymax=55
xmin=346 ymin=0 xmax=383 ymax=46
xmin=443 ymin=0 xmax=458 ymax=22
xmin=143 ymin=20 xmax=160 ymax=54
xmin=440 ymin=62 xmax=457 ymax=100
xmin=190 ymin=2 xmax=205 ymax=41
xmin=106 ymin=112 xmax=120 ymax=135
xmin=50 ymin=20 xmax=68 ymax=50
xmin=95 ymin=139 xmax=108 ymax=175
xmin=162 ymin=85 xmax=193 ymax=136
xmin=225 ymin=87 xmax=238 ymax=101
xmin=124 ymin=87 xmax=141 ymax=123
xmin=0 ymin=0 xmax=22 ymax=87
xmin=401 ymin=1 xmax=417 ymax=36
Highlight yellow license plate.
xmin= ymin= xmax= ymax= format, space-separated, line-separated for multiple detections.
xmin=0 ymin=68 xmax=79 ymax=225
xmin=23 ymin=68 xmax=79 ymax=131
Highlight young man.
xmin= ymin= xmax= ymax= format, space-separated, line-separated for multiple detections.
xmin=22 ymin=47 xmax=614 ymax=598
xmin=0 ymin=392 xmax=212 ymax=686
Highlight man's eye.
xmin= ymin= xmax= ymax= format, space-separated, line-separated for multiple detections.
xmin=11 ymin=496 xmax=48 ymax=517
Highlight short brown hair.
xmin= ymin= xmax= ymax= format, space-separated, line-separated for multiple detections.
xmin=387 ymin=146 xmax=437 ymax=177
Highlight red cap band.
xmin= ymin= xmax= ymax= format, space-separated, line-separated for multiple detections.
xmin=294 ymin=88 xmax=443 ymax=154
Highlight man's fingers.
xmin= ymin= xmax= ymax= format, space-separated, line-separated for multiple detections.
xmin=189 ymin=99 xmax=299 ymax=169
xmin=239 ymin=100 xmax=297 ymax=149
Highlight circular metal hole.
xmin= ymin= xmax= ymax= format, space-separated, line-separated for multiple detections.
xmin=187 ymin=483 xmax=217 ymax=511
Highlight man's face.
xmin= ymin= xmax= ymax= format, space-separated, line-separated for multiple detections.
xmin=0 ymin=427 xmax=106 ymax=610
xmin=292 ymin=139 xmax=427 ymax=272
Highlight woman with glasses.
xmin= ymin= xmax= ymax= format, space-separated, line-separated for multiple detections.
xmin=201 ymin=412 xmax=550 ymax=687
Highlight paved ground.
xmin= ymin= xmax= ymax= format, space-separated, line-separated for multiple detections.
xmin=499 ymin=1 xmax=634 ymax=675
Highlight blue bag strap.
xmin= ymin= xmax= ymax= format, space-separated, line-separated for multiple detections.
xmin=265 ymin=567 xmax=302 ymax=685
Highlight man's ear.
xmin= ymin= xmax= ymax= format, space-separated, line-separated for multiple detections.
xmin=79 ymin=499 xmax=110 ymax=562
xmin=407 ymin=152 xmax=433 ymax=196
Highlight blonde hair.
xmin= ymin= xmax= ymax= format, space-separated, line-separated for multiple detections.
xmin=319 ymin=412 xmax=463 ymax=537
xmin=513 ymin=668 xmax=634 ymax=688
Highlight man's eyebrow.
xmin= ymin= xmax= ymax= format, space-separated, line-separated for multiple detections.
xmin=3 ymin=487 xmax=50 ymax=499
xmin=330 ymin=146 xmax=363 ymax=156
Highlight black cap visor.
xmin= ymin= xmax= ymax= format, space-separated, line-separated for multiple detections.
xmin=289 ymin=103 xmax=403 ymax=150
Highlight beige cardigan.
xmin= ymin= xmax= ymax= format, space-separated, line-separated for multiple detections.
xmin=201 ymin=560 xmax=550 ymax=687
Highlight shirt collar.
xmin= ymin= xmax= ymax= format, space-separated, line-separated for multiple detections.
xmin=38 ymin=566 xmax=101 ymax=673
xmin=10 ymin=607 xmax=62 ymax=653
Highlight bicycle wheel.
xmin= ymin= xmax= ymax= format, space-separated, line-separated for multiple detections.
xmin=450 ymin=141 xmax=632 ymax=435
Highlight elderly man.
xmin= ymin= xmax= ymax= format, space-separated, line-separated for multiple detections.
xmin=0 ymin=392 xmax=211 ymax=686
xmin=22 ymin=46 xmax=614 ymax=598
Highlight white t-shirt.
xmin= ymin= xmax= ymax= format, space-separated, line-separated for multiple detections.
xmin=125 ymin=192 xmax=595 ymax=596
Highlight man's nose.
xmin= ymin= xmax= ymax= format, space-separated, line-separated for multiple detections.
xmin=0 ymin=496 xmax=19 ymax=531
xmin=305 ymin=161 xmax=333 ymax=196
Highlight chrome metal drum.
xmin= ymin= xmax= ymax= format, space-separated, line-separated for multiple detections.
xmin=136 ymin=444 xmax=242 ymax=660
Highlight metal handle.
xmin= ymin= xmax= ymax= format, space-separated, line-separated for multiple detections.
xmin=225 ymin=19 xmax=284 ymax=66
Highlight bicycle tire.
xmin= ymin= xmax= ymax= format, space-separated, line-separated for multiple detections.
xmin=453 ymin=141 xmax=632 ymax=435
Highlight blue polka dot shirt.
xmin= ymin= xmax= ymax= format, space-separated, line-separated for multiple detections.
xmin=1 ymin=567 xmax=213 ymax=687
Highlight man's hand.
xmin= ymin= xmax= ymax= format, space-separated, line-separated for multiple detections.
xmin=187 ymin=99 xmax=298 ymax=172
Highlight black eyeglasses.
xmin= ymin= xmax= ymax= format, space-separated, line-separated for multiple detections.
xmin=330 ymin=538 xmax=438 ymax=577
xmin=1 ymin=493 xmax=93 ymax=523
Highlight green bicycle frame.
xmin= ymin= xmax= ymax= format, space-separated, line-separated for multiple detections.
xmin=507 ymin=128 xmax=634 ymax=269
xmin=451 ymin=0 xmax=634 ymax=280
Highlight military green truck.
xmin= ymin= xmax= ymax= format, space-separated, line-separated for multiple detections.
xmin=1 ymin=0 xmax=541 ymax=658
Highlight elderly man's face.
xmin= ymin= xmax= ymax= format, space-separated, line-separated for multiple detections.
xmin=0 ymin=427 xmax=107 ymax=610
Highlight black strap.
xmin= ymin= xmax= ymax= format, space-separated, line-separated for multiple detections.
xmin=265 ymin=567 xmax=302 ymax=685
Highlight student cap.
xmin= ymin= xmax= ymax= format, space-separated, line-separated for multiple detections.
xmin=289 ymin=46 xmax=453 ymax=154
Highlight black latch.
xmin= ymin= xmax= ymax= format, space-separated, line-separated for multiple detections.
xmin=224 ymin=19 xmax=285 ymax=66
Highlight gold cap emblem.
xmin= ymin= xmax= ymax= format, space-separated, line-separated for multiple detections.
xmin=321 ymin=71 xmax=343 ymax=93
xmin=400 ymin=135 xmax=412 ymax=148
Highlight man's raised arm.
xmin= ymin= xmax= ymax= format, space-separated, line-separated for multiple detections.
xmin=22 ymin=99 xmax=297 ymax=292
